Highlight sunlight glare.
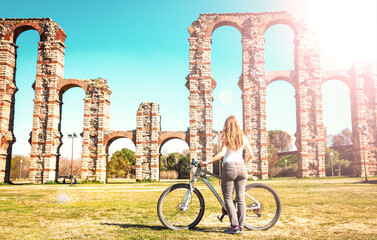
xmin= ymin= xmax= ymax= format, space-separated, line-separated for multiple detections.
xmin=218 ymin=89 xmax=234 ymax=105
xmin=305 ymin=0 xmax=377 ymax=68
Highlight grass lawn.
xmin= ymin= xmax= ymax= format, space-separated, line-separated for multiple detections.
xmin=1 ymin=177 xmax=377 ymax=239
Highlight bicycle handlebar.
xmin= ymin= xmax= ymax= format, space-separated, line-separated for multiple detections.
xmin=191 ymin=159 xmax=199 ymax=167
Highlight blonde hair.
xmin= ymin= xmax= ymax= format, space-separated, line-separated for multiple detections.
xmin=220 ymin=116 xmax=244 ymax=151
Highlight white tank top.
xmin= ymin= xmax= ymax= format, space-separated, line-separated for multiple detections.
xmin=220 ymin=136 xmax=253 ymax=163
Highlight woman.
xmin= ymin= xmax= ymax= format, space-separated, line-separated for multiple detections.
xmin=200 ymin=116 xmax=253 ymax=234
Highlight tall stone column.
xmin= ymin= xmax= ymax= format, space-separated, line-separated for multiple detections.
xmin=29 ymin=22 xmax=66 ymax=183
xmin=240 ymin=34 xmax=268 ymax=179
xmin=0 ymin=26 xmax=17 ymax=183
xmin=186 ymin=35 xmax=215 ymax=171
xmin=135 ymin=102 xmax=160 ymax=181
xmin=81 ymin=78 xmax=111 ymax=182
xmin=294 ymin=33 xmax=326 ymax=177
xmin=349 ymin=61 xmax=377 ymax=177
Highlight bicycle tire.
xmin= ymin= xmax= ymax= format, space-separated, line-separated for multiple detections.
xmin=243 ymin=183 xmax=281 ymax=231
xmin=157 ymin=183 xmax=205 ymax=230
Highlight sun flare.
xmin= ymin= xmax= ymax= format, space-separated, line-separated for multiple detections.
xmin=303 ymin=0 xmax=376 ymax=68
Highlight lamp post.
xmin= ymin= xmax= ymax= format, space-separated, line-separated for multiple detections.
xmin=284 ymin=159 xmax=287 ymax=170
xmin=68 ymin=133 xmax=78 ymax=183
xmin=359 ymin=125 xmax=368 ymax=182
xmin=330 ymin=151 xmax=334 ymax=177
xmin=19 ymin=159 xmax=23 ymax=182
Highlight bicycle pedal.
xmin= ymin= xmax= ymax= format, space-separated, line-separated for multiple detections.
xmin=217 ymin=214 xmax=225 ymax=222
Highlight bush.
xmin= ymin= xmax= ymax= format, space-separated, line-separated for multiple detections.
xmin=270 ymin=163 xmax=298 ymax=177
xmin=269 ymin=153 xmax=298 ymax=177
xmin=325 ymin=147 xmax=353 ymax=176
xmin=160 ymin=170 xmax=178 ymax=179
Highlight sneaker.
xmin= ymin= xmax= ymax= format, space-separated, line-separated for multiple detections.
xmin=224 ymin=226 xmax=242 ymax=234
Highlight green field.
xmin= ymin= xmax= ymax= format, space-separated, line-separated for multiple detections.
xmin=1 ymin=177 xmax=376 ymax=240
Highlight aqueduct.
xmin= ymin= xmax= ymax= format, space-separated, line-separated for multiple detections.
xmin=0 ymin=12 xmax=376 ymax=183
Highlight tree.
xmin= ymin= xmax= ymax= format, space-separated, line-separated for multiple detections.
xmin=177 ymin=154 xmax=190 ymax=179
xmin=159 ymin=155 xmax=167 ymax=171
xmin=107 ymin=148 xmax=136 ymax=178
xmin=10 ymin=155 xmax=30 ymax=181
xmin=268 ymin=144 xmax=278 ymax=170
xmin=328 ymin=128 xmax=352 ymax=147
xmin=166 ymin=152 xmax=180 ymax=170
xmin=58 ymin=156 xmax=81 ymax=178
xmin=268 ymin=130 xmax=292 ymax=152
xmin=325 ymin=146 xmax=353 ymax=176
xmin=341 ymin=128 xmax=352 ymax=145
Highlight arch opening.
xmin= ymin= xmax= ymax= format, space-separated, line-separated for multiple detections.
xmin=266 ymin=80 xmax=297 ymax=177
xmin=8 ymin=30 xmax=39 ymax=183
xmin=159 ymin=138 xmax=189 ymax=180
xmin=211 ymin=26 xmax=243 ymax=131
xmin=106 ymin=138 xmax=136 ymax=183
xmin=57 ymin=87 xmax=85 ymax=182
xmin=322 ymin=79 xmax=354 ymax=176
xmin=264 ymin=24 xmax=295 ymax=71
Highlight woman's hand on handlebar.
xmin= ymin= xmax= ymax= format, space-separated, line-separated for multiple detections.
xmin=199 ymin=162 xmax=207 ymax=167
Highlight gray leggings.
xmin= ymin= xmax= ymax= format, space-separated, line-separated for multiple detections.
xmin=221 ymin=162 xmax=248 ymax=227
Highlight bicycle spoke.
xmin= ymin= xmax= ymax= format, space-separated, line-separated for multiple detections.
xmin=243 ymin=183 xmax=281 ymax=230
xmin=158 ymin=184 xmax=204 ymax=229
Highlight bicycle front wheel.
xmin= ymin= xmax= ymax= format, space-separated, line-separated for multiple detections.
xmin=243 ymin=183 xmax=281 ymax=230
xmin=157 ymin=183 xmax=205 ymax=230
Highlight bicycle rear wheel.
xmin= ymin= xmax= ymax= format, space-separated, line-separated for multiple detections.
xmin=243 ymin=183 xmax=281 ymax=230
xmin=157 ymin=183 xmax=205 ymax=230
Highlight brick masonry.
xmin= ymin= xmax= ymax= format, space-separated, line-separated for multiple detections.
xmin=0 ymin=13 xmax=376 ymax=183
xmin=186 ymin=12 xmax=377 ymax=179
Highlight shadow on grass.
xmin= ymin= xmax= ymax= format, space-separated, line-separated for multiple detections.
xmin=101 ymin=223 xmax=225 ymax=233
xmin=354 ymin=179 xmax=377 ymax=184
xmin=101 ymin=223 xmax=165 ymax=230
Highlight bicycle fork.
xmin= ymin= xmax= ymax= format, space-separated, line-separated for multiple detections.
xmin=179 ymin=177 xmax=198 ymax=211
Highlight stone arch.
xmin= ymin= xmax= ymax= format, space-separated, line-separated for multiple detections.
xmin=266 ymin=71 xmax=297 ymax=89
xmin=104 ymin=131 xmax=136 ymax=154
xmin=58 ymin=79 xmax=89 ymax=94
xmin=188 ymin=15 xmax=243 ymax=38
xmin=321 ymin=70 xmax=352 ymax=89
xmin=0 ymin=18 xmax=66 ymax=43
xmin=158 ymin=131 xmax=189 ymax=153
xmin=261 ymin=17 xmax=300 ymax=37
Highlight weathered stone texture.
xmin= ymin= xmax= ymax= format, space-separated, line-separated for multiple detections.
xmin=186 ymin=12 xmax=376 ymax=179
xmin=1 ymin=13 xmax=376 ymax=183
xmin=135 ymin=102 xmax=160 ymax=181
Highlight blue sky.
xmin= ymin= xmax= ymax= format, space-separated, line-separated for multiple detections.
xmin=1 ymin=0 xmax=376 ymax=158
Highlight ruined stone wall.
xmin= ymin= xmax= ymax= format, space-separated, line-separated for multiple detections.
xmin=0 ymin=18 xmax=66 ymax=183
xmin=81 ymin=78 xmax=111 ymax=183
xmin=349 ymin=61 xmax=377 ymax=177
xmin=0 ymin=18 xmax=111 ymax=184
xmin=135 ymin=102 xmax=160 ymax=181
xmin=187 ymin=12 xmax=327 ymax=178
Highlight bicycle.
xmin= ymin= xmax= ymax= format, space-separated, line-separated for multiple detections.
xmin=157 ymin=159 xmax=281 ymax=230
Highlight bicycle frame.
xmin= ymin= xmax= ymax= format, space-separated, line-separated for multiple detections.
xmin=181 ymin=163 xmax=262 ymax=212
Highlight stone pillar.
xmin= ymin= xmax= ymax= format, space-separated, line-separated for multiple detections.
xmin=294 ymin=33 xmax=326 ymax=177
xmin=29 ymin=22 xmax=66 ymax=183
xmin=0 ymin=28 xmax=16 ymax=183
xmin=240 ymin=34 xmax=268 ymax=179
xmin=186 ymin=35 xmax=215 ymax=171
xmin=81 ymin=78 xmax=111 ymax=183
xmin=349 ymin=61 xmax=377 ymax=177
xmin=135 ymin=102 xmax=160 ymax=181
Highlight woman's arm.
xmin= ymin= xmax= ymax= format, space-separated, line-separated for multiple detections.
xmin=199 ymin=146 xmax=225 ymax=167
xmin=244 ymin=145 xmax=253 ymax=163
xmin=244 ymin=136 xmax=254 ymax=163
